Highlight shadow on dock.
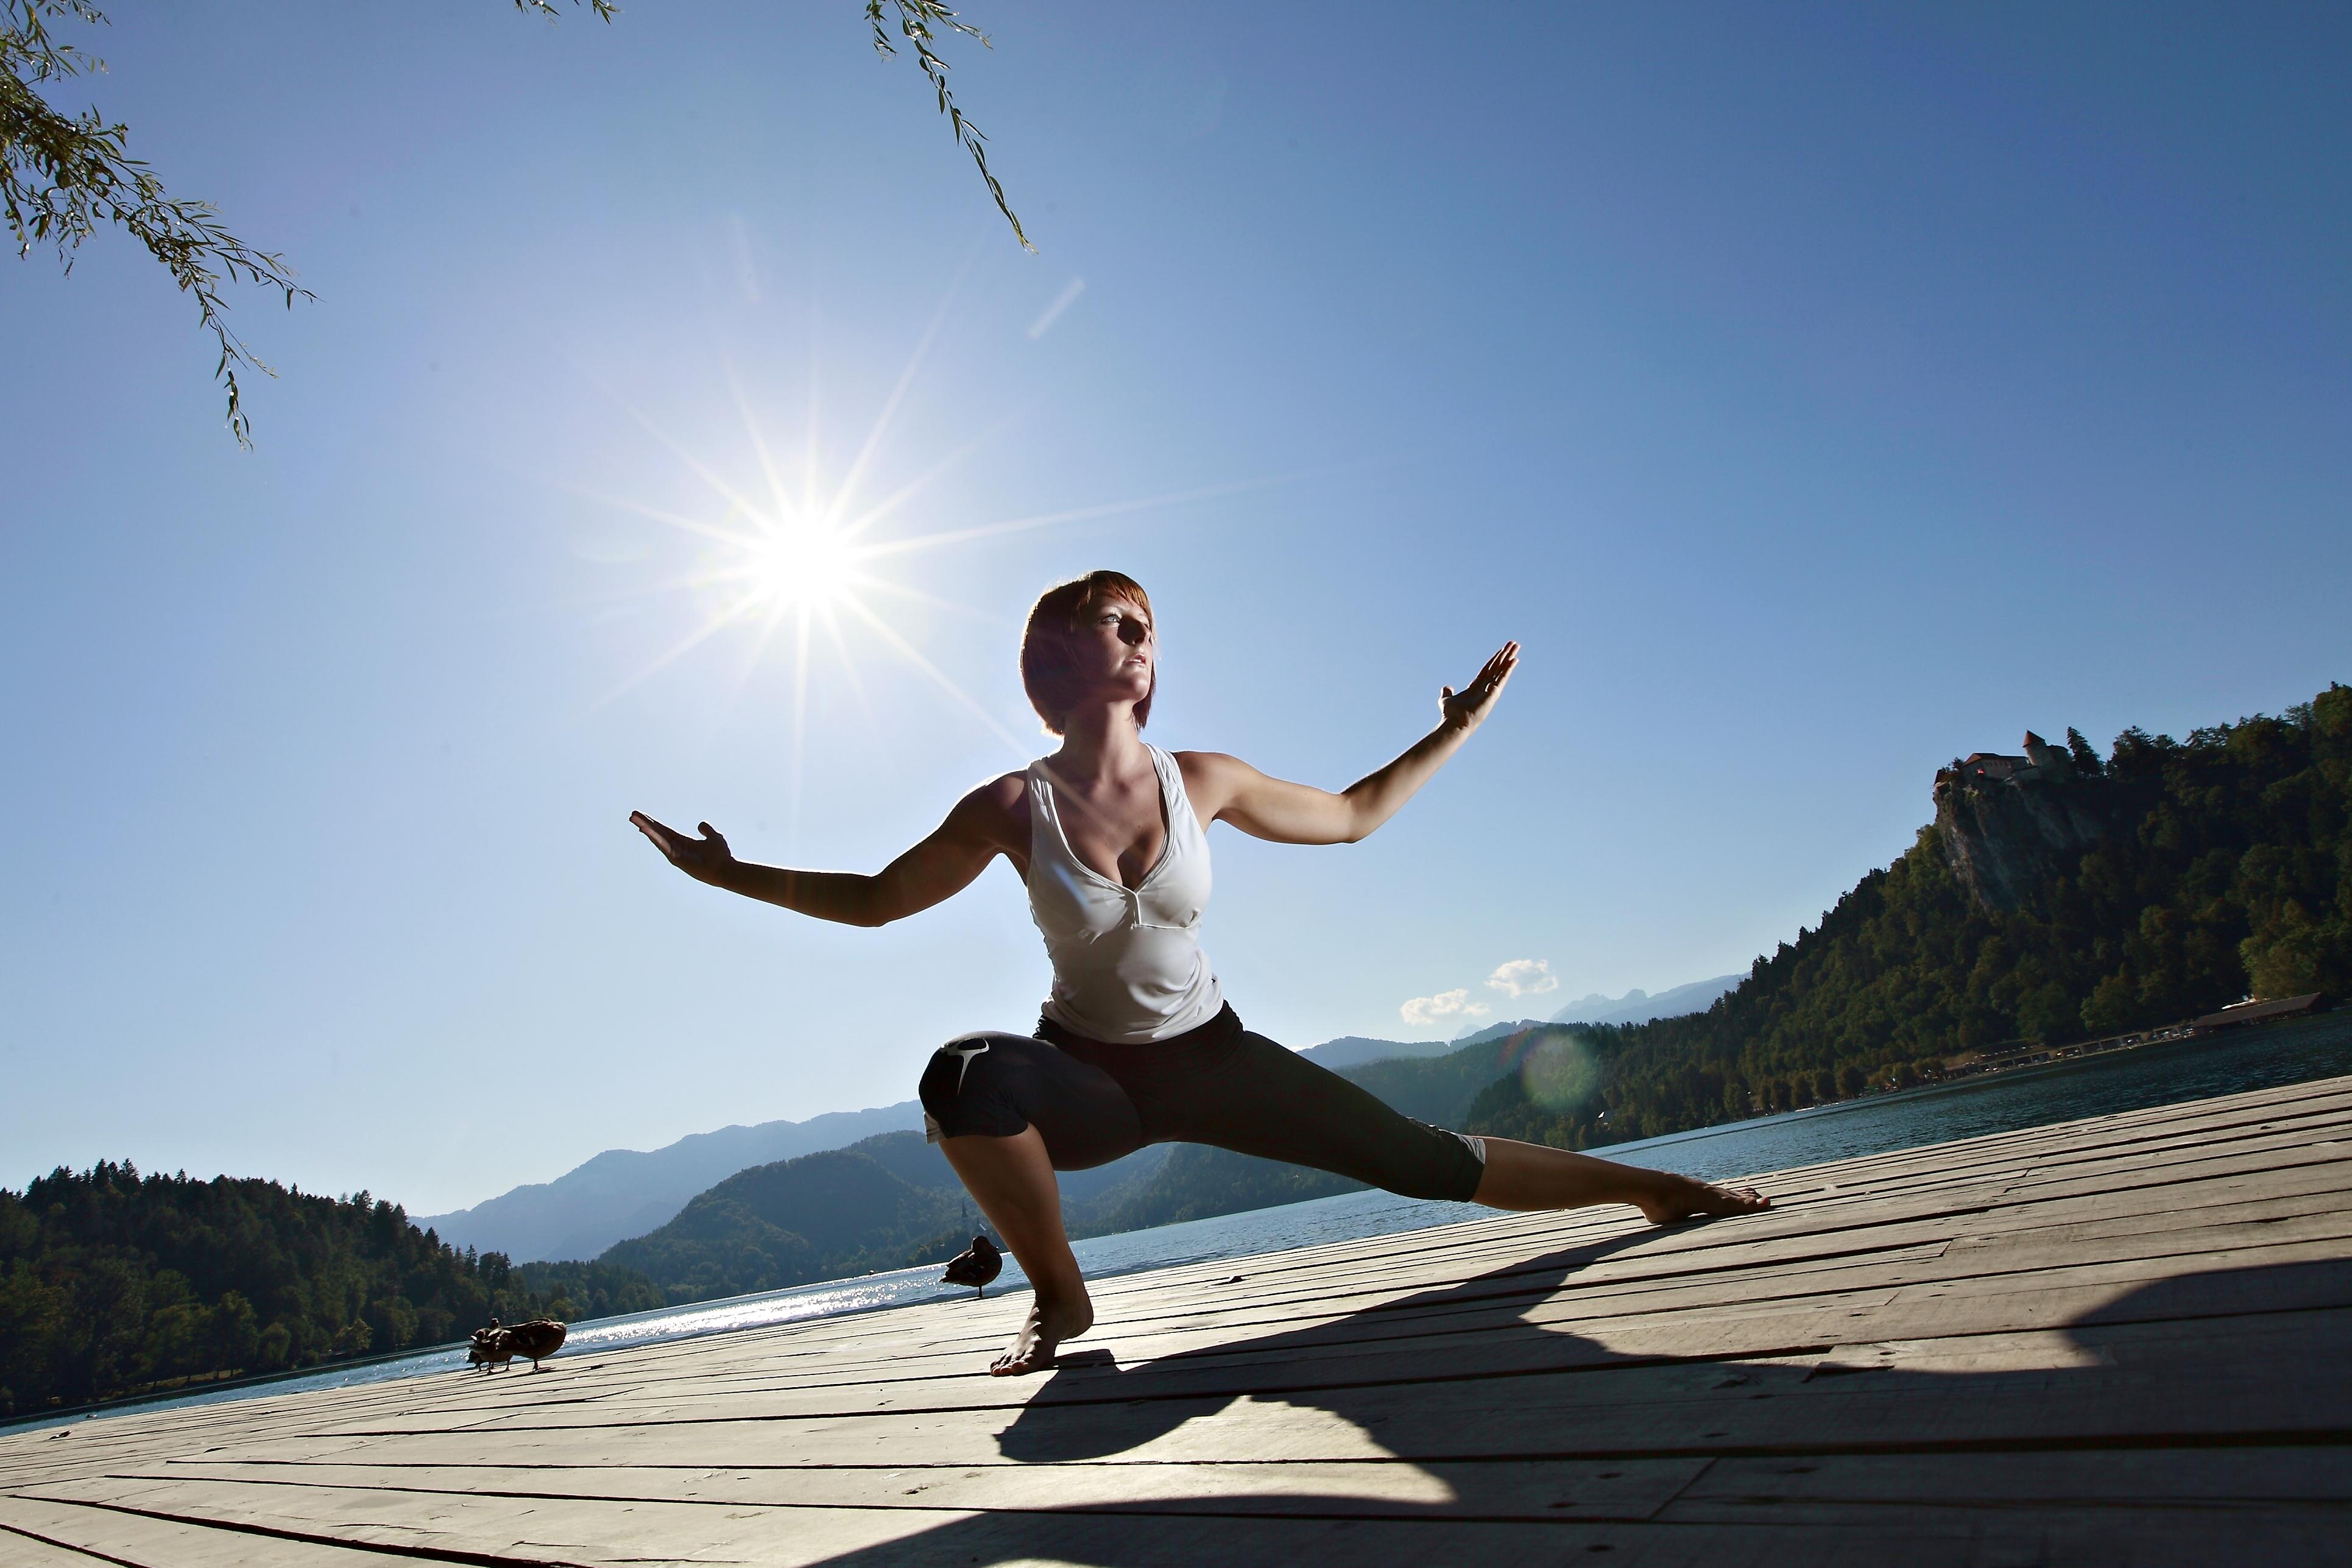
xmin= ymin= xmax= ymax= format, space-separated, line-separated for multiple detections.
xmin=799 ymin=1236 xmax=2352 ymax=1565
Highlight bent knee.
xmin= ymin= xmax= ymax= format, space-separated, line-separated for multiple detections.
xmin=918 ymin=1031 xmax=1023 ymax=1107
xmin=917 ymin=1031 xmax=1038 ymax=1142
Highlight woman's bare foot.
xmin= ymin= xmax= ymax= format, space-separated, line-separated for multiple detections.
xmin=990 ymin=1290 xmax=1093 ymax=1376
xmin=1635 ymin=1172 xmax=1770 ymax=1225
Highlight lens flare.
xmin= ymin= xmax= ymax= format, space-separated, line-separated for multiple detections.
xmin=1520 ymin=1031 xmax=1602 ymax=1114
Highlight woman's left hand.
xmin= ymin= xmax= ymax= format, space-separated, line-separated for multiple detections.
xmin=1440 ymin=641 xmax=1519 ymax=732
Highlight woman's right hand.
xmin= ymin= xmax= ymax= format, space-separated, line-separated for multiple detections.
xmin=630 ymin=811 xmax=736 ymax=886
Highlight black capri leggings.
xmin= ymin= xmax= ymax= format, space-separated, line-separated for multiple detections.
xmin=917 ymin=1003 xmax=1488 ymax=1203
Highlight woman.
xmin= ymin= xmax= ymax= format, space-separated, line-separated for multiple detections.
xmin=632 ymin=571 xmax=1767 ymax=1376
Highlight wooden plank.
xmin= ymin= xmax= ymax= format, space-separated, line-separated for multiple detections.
xmin=21 ymin=1468 xmax=2348 ymax=1568
xmin=16 ymin=1454 xmax=1702 ymax=1522
xmin=0 ymin=1494 xmax=416 ymax=1568
xmin=0 ymin=1522 xmax=142 ymax=1568
xmin=1665 ymin=1447 xmax=2352 ymax=1511
xmin=15 ymin=1457 xmax=2348 ymax=1568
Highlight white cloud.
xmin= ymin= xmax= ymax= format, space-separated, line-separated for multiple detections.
xmin=1485 ymin=958 xmax=1560 ymax=999
xmin=1400 ymin=989 xmax=1490 ymax=1028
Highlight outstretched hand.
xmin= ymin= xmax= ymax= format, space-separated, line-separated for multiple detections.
xmin=630 ymin=811 xmax=736 ymax=886
xmin=1440 ymin=641 xmax=1519 ymax=732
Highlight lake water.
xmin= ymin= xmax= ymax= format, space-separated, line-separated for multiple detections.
xmin=40 ymin=1010 xmax=2352 ymax=1430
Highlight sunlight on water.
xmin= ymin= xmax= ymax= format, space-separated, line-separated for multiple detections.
xmin=35 ymin=1010 xmax=2352 ymax=1432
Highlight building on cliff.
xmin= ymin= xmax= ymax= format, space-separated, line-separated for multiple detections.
xmin=1939 ymin=731 xmax=2076 ymax=792
xmin=1934 ymin=730 xmax=2110 ymax=914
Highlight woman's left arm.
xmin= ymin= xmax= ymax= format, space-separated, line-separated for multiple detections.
xmin=1182 ymin=641 xmax=1518 ymax=846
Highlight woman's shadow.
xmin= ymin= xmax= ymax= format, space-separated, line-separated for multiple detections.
xmin=797 ymin=1232 xmax=2352 ymax=1566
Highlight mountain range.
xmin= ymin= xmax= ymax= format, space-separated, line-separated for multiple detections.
xmin=418 ymin=1101 xmax=923 ymax=1263
xmin=1550 ymin=975 xmax=1742 ymax=1027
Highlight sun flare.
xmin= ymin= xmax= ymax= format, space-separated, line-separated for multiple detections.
xmin=568 ymin=295 xmax=1291 ymax=833
xmin=744 ymin=521 xmax=856 ymax=612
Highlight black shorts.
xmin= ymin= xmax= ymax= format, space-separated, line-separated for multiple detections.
xmin=917 ymin=1003 xmax=1488 ymax=1203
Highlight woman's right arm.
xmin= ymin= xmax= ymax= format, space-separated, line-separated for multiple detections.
xmin=630 ymin=775 xmax=1022 ymax=928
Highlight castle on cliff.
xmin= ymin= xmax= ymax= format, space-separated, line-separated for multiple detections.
xmin=1933 ymin=730 xmax=2108 ymax=913
xmin=1935 ymin=731 xmax=2077 ymax=800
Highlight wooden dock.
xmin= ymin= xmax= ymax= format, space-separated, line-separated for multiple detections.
xmin=5 ymin=1075 xmax=2349 ymax=1566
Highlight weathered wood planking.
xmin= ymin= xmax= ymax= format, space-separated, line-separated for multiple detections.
xmin=7 ymin=1073 xmax=2350 ymax=1566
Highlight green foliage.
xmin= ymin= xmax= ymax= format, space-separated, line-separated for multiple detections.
xmin=1467 ymin=683 xmax=2352 ymax=1151
xmin=511 ymin=1259 xmax=666 ymax=1323
xmin=0 ymin=1160 xmax=660 ymax=1418
xmin=4 ymin=0 xmax=1021 ymax=446
xmin=866 ymin=1 xmax=1028 ymax=249
xmin=1 ymin=0 xmax=310 ymax=443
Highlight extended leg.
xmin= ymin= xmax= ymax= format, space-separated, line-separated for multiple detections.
xmin=1146 ymin=1026 xmax=1768 ymax=1221
xmin=937 ymin=1127 xmax=1094 ymax=1375
xmin=1474 ymin=1137 xmax=1768 ymax=1221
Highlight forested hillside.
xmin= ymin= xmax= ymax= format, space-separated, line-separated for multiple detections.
xmin=601 ymin=1140 xmax=964 ymax=1301
xmin=0 ymin=1163 xmax=662 ymax=1418
xmin=1470 ymin=684 xmax=2352 ymax=1150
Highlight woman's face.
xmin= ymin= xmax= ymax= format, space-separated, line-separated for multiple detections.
xmin=1078 ymin=595 xmax=1154 ymax=706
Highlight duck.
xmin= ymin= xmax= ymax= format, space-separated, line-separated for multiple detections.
xmin=941 ymin=1234 xmax=1003 ymax=1299
xmin=466 ymin=1317 xmax=568 ymax=1372
xmin=504 ymin=1318 xmax=568 ymax=1370
xmin=467 ymin=1323 xmax=513 ymax=1374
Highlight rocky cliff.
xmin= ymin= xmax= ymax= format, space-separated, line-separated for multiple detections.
xmin=1932 ymin=731 xmax=2115 ymax=913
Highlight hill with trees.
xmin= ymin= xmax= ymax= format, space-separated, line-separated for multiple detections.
xmin=1469 ymin=683 xmax=2351 ymax=1150
xmin=601 ymin=1139 xmax=964 ymax=1301
xmin=0 ymin=1162 xmax=663 ymax=1418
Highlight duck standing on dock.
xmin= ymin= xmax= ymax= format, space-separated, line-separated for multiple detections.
xmin=466 ymin=1318 xmax=505 ymax=1374
xmin=942 ymin=1234 xmax=1003 ymax=1299
xmin=636 ymin=570 xmax=1768 ymax=1378
xmin=467 ymin=1318 xmax=568 ymax=1372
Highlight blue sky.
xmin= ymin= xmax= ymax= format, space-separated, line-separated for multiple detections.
xmin=3 ymin=2 xmax=2346 ymax=1214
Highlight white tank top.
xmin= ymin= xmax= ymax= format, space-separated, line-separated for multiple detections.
xmin=1026 ymin=744 xmax=1224 ymax=1044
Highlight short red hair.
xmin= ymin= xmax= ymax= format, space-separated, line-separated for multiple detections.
xmin=1020 ymin=571 xmax=1155 ymax=736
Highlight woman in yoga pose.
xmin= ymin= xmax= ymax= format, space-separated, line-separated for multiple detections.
xmin=632 ymin=571 xmax=1768 ymax=1375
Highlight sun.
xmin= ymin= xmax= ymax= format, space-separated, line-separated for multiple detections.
xmin=577 ymin=384 xmax=1268 ymax=735
xmin=745 ymin=521 xmax=856 ymax=612
xmin=567 ymin=288 xmax=1290 ymax=816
